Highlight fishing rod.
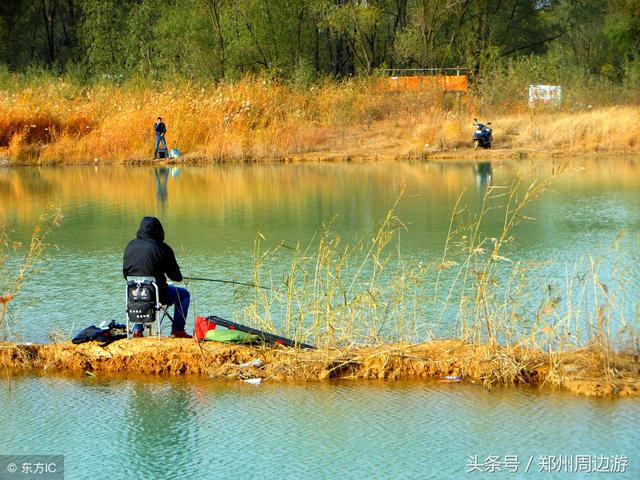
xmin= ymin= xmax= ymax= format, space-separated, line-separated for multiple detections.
xmin=182 ymin=276 xmax=274 ymax=291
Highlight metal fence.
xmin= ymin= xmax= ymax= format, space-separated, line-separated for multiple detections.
xmin=380 ymin=68 xmax=468 ymax=77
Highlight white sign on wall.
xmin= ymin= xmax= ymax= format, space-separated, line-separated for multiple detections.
xmin=528 ymin=85 xmax=562 ymax=107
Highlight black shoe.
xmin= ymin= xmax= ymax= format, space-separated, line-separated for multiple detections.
xmin=171 ymin=330 xmax=192 ymax=339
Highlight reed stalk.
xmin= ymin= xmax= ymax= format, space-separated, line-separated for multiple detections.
xmin=234 ymin=168 xmax=637 ymax=389
xmin=0 ymin=209 xmax=62 ymax=340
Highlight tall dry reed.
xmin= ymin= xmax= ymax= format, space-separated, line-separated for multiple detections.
xmin=2 ymin=74 xmax=639 ymax=163
xmin=0 ymin=209 xmax=62 ymax=340
xmin=0 ymin=76 xmax=453 ymax=163
xmin=412 ymin=106 xmax=640 ymax=154
xmin=232 ymin=168 xmax=637 ymax=391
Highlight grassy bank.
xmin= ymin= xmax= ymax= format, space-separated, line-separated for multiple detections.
xmin=1 ymin=76 xmax=639 ymax=165
xmin=1 ymin=338 xmax=638 ymax=397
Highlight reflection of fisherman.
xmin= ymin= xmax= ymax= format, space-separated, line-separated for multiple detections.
xmin=155 ymin=167 xmax=170 ymax=204
xmin=475 ymin=162 xmax=492 ymax=190
xmin=153 ymin=117 xmax=167 ymax=160
xmin=154 ymin=167 xmax=180 ymax=205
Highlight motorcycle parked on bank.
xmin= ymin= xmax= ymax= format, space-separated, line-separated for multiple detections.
xmin=472 ymin=119 xmax=493 ymax=149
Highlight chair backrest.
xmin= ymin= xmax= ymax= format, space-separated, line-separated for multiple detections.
xmin=126 ymin=276 xmax=159 ymax=324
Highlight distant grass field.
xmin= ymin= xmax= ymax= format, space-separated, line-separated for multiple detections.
xmin=1 ymin=75 xmax=639 ymax=164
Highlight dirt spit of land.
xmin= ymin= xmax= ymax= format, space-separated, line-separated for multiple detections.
xmin=1 ymin=339 xmax=638 ymax=397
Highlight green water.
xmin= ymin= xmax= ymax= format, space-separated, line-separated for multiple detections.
xmin=2 ymin=159 xmax=639 ymax=342
xmin=0 ymin=375 xmax=638 ymax=479
xmin=1 ymin=159 xmax=639 ymax=478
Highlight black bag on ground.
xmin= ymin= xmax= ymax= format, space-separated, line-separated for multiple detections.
xmin=72 ymin=325 xmax=109 ymax=344
xmin=72 ymin=321 xmax=127 ymax=345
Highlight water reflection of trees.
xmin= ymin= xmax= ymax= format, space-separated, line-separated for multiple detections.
xmin=2 ymin=159 xmax=640 ymax=226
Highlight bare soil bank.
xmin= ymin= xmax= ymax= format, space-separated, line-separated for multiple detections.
xmin=2 ymin=339 xmax=638 ymax=397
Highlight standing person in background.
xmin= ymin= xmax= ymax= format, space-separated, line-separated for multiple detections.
xmin=153 ymin=117 xmax=167 ymax=159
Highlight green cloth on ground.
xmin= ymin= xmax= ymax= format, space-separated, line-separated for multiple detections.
xmin=204 ymin=329 xmax=259 ymax=344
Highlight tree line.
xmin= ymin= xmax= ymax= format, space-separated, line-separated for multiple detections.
xmin=1 ymin=0 xmax=638 ymax=83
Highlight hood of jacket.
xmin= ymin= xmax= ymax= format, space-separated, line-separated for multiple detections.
xmin=136 ymin=216 xmax=165 ymax=242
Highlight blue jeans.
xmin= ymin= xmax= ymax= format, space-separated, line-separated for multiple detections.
xmin=154 ymin=134 xmax=167 ymax=158
xmin=133 ymin=285 xmax=190 ymax=334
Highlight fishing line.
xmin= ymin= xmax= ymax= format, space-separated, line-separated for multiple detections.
xmin=183 ymin=276 xmax=274 ymax=291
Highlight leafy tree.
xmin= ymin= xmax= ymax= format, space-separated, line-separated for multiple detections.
xmin=0 ymin=0 xmax=637 ymax=85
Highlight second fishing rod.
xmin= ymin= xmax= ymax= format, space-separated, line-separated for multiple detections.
xmin=182 ymin=276 xmax=276 ymax=292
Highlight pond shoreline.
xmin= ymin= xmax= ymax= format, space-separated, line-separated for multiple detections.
xmin=2 ymin=339 xmax=638 ymax=397
xmin=2 ymin=148 xmax=639 ymax=167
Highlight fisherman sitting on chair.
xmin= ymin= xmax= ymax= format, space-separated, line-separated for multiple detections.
xmin=123 ymin=216 xmax=191 ymax=338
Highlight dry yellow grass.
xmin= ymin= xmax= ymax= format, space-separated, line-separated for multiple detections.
xmin=1 ymin=76 xmax=638 ymax=164
xmin=494 ymin=107 xmax=640 ymax=152
xmin=413 ymin=106 xmax=640 ymax=155
xmin=0 ymin=77 xmax=448 ymax=163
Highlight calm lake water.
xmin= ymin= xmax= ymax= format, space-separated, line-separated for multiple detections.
xmin=1 ymin=159 xmax=639 ymax=478
xmin=1 ymin=159 xmax=639 ymax=342
xmin=1 ymin=374 xmax=638 ymax=480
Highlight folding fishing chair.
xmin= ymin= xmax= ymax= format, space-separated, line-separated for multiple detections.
xmin=125 ymin=276 xmax=172 ymax=338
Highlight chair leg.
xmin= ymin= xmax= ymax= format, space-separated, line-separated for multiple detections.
xmin=158 ymin=306 xmax=174 ymax=338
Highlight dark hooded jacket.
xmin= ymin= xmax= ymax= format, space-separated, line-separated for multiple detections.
xmin=123 ymin=217 xmax=182 ymax=302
